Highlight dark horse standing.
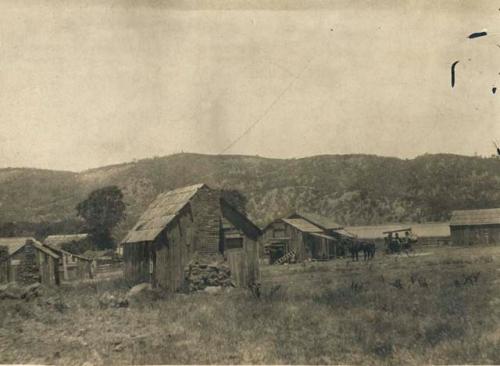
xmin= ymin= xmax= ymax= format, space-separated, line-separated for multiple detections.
xmin=349 ymin=240 xmax=376 ymax=261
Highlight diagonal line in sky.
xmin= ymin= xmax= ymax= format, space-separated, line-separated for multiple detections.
xmin=218 ymin=57 xmax=315 ymax=155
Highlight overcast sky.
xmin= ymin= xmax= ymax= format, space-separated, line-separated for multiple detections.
xmin=0 ymin=0 xmax=499 ymax=171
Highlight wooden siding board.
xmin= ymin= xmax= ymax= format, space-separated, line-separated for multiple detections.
xmin=451 ymin=224 xmax=500 ymax=245
xmin=123 ymin=242 xmax=151 ymax=285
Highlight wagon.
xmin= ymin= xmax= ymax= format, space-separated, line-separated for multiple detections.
xmin=383 ymin=227 xmax=417 ymax=254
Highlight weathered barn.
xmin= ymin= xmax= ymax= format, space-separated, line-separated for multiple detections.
xmin=0 ymin=237 xmax=60 ymax=286
xmin=262 ymin=216 xmax=338 ymax=263
xmin=289 ymin=211 xmax=355 ymax=252
xmin=121 ymin=184 xmax=261 ymax=291
xmin=42 ymin=240 xmax=94 ymax=281
xmin=450 ymin=208 xmax=500 ymax=246
xmin=346 ymin=223 xmax=451 ymax=248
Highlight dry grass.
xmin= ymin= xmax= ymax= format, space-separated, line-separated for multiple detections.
xmin=0 ymin=245 xmax=499 ymax=365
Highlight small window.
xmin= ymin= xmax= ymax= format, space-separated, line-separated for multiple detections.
xmin=225 ymin=237 xmax=243 ymax=250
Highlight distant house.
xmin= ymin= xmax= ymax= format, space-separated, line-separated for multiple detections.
xmin=262 ymin=212 xmax=355 ymax=264
xmin=121 ymin=184 xmax=261 ymax=291
xmin=262 ymin=216 xmax=333 ymax=263
xmin=43 ymin=234 xmax=94 ymax=281
xmin=0 ymin=237 xmax=60 ymax=286
xmin=450 ymin=208 xmax=500 ymax=245
xmin=42 ymin=242 xmax=94 ymax=282
xmin=346 ymin=223 xmax=451 ymax=247
xmin=288 ymin=211 xmax=356 ymax=242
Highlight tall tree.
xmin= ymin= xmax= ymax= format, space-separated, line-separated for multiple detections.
xmin=76 ymin=186 xmax=126 ymax=249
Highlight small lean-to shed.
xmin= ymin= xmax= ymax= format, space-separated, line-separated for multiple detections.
xmin=450 ymin=208 xmax=500 ymax=246
xmin=42 ymin=241 xmax=94 ymax=281
xmin=0 ymin=237 xmax=60 ymax=286
xmin=121 ymin=184 xmax=261 ymax=291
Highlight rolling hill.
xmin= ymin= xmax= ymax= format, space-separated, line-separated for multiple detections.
xmin=1 ymin=153 xmax=500 ymax=239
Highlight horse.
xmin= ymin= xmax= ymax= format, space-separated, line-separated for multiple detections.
xmin=348 ymin=240 xmax=363 ymax=261
xmin=349 ymin=240 xmax=376 ymax=261
xmin=361 ymin=241 xmax=376 ymax=260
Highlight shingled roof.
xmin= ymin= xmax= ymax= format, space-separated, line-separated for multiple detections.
xmin=450 ymin=208 xmax=500 ymax=226
xmin=122 ymin=183 xmax=206 ymax=244
xmin=281 ymin=218 xmax=323 ymax=233
xmin=0 ymin=237 xmax=59 ymax=259
xmin=289 ymin=212 xmax=343 ymax=230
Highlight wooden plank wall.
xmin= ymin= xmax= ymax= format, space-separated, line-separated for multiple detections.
xmin=123 ymin=242 xmax=151 ymax=285
xmin=226 ymin=248 xmax=247 ymax=286
xmin=309 ymin=236 xmax=329 ymax=260
xmin=244 ymin=237 xmax=260 ymax=284
xmin=288 ymin=226 xmax=307 ymax=262
xmin=156 ymin=212 xmax=195 ymax=291
xmin=451 ymin=225 xmax=500 ymax=246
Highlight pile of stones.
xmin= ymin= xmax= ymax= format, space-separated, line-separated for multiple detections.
xmin=184 ymin=259 xmax=234 ymax=292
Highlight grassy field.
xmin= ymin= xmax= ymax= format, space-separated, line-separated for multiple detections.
xmin=0 ymin=245 xmax=499 ymax=365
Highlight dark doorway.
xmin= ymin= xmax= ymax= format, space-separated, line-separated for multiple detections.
xmin=269 ymin=244 xmax=285 ymax=264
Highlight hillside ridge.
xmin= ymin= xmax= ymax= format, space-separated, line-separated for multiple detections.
xmin=1 ymin=153 xmax=499 ymax=239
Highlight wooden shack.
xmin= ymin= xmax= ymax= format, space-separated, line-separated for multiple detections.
xmin=0 ymin=237 xmax=60 ymax=286
xmin=450 ymin=208 xmax=500 ymax=246
xmin=262 ymin=217 xmax=339 ymax=263
xmin=289 ymin=212 xmax=355 ymax=256
xmin=42 ymin=241 xmax=94 ymax=281
xmin=121 ymin=184 xmax=261 ymax=291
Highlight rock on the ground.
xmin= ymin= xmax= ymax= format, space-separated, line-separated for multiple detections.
xmin=0 ymin=282 xmax=41 ymax=300
xmin=204 ymin=286 xmax=222 ymax=294
xmin=22 ymin=283 xmax=41 ymax=300
xmin=0 ymin=283 xmax=24 ymax=299
xmin=126 ymin=283 xmax=152 ymax=300
xmin=99 ymin=292 xmax=128 ymax=308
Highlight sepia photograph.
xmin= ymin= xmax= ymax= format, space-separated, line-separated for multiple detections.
xmin=0 ymin=0 xmax=499 ymax=365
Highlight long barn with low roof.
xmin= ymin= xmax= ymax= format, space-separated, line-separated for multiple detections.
xmin=450 ymin=208 xmax=500 ymax=245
